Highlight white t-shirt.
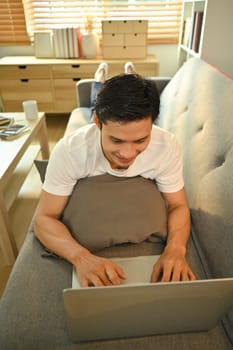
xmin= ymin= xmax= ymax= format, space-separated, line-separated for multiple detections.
xmin=43 ymin=124 xmax=184 ymax=196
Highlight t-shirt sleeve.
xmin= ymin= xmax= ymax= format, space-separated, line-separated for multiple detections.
xmin=156 ymin=135 xmax=184 ymax=193
xmin=42 ymin=139 xmax=78 ymax=196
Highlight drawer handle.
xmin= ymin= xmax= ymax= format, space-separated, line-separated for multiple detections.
xmin=18 ymin=65 xmax=27 ymax=69
xmin=71 ymin=64 xmax=80 ymax=68
xmin=21 ymin=79 xmax=29 ymax=82
xmin=72 ymin=78 xmax=80 ymax=81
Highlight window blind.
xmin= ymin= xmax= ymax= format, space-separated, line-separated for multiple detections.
xmin=23 ymin=0 xmax=182 ymax=44
xmin=0 ymin=0 xmax=30 ymax=45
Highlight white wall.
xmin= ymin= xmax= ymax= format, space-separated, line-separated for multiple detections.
xmin=0 ymin=44 xmax=179 ymax=77
xmin=148 ymin=45 xmax=179 ymax=77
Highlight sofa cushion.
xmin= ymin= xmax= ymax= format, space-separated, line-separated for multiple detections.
xmin=1 ymin=229 xmax=229 ymax=350
xmin=64 ymin=107 xmax=92 ymax=136
xmin=158 ymin=58 xmax=233 ymax=278
xmin=62 ymin=174 xmax=168 ymax=252
xmin=157 ymin=57 xmax=233 ymax=341
xmin=34 ymin=159 xmax=48 ymax=182
xmin=34 ymin=161 xmax=168 ymax=252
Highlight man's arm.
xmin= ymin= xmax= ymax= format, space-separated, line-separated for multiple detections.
xmin=34 ymin=190 xmax=127 ymax=287
xmin=151 ymin=187 xmax=196 ymax=282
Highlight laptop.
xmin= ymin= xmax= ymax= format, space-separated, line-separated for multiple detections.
xmin=63 ymin=255 xmax=233 ymax=342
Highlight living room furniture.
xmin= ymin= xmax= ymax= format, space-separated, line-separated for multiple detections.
xmin=101 ymin=19 xmax=148 ymax=59
xmin=0 ymin=55 xmax=159 ymax=114
xmin=178 ymin=0 xmax=233 ymax=77
xmin=0 ymin=57 xmax=232 ymax=349
xmin=0 ymin=112 xmax=49 ymax=265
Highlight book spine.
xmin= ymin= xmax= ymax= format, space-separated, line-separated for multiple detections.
xmin=192 ymin=11 xmax=204 ymax=53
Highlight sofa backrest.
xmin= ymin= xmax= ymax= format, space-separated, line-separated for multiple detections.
xmin=157 ymin=58 xmax=233 ymax=281
xmin=76 ymin=77 xmax=171 ymax=108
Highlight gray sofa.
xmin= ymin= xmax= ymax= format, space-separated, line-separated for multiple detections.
xmin=0 ymin=57 xmax=232 ymax=349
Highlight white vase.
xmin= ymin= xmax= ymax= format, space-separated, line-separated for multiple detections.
xmin=81 ymin=32 xmax=99 ymax=58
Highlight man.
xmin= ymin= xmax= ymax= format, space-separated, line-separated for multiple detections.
xmin=34 ymin=73 xmax=196 ymax=287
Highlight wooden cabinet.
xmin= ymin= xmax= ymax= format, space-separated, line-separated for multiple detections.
xmin=0 ymin=64 xmax=53 ymax=112
xmin=0 ymin=55 xmax=159 ymax=114
xmin=102 ymin=20 xmax=148 ymax=59
xmin=178 ymin=0 xmax=233 ymax=77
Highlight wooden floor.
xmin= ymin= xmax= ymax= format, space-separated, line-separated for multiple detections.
xmin=0 ymin=114 xmax=69 ymax=297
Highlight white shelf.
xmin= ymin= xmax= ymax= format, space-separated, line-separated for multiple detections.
xmin=178 ymin=0 xmax=233 ymax=77
xmin=179 ymin=45 xmax=200 ymax=57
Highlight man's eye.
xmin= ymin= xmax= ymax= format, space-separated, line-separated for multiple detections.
xmin=112 ymin=139 xmax=122 ymax=143
xmin=135 ymin=139 xmax=146 ymax=144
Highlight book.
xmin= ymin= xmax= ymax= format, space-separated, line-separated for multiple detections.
xmin=61 ymin=28 xmax=69 ymax=58
xmin=0 ymin=115 xmax=14 ymax=129
xmin=189 ymin=11 xmax=197 ymax=49
xmin=182 ymin=17 xmax=192 ymax=46
xmin=67 ymin=27 xmax=75 ymax=58
xmin=0 ymin=124 xmax=29 ymax=140
xmin=192 ymin=11 xmax=204 ymax=53
xmin=52 ymin=26 xmax=82 ymax=58
xmin=72 ymin=27 xmax=79 ymax=58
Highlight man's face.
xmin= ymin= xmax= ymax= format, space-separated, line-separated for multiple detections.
xmin=94 ymin=115 xmax=152 ymax=170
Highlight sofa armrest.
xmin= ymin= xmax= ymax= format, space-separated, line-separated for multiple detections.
xmin=76 ymin=79 xmax=94 ymax=108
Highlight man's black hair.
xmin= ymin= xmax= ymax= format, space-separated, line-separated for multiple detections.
xmin=94 ymin=73 xmax=160 ymax=124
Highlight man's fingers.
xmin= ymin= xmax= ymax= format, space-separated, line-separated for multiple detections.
xmin=105 ymin=268 xmax=121 ymax=285
xmin=81 ymin=264 xmax=127 ymax=287
xmin=151 ymin=260 xmax=196 ymax=283
xmin=151 ymin=264 xmax=163 ymax=282
xmin=106 ymin=264 xmax=127 ymax=285
xmin=80 ymin=271 xmax=111 ymax=287
xmin=187 ymin=269 xmax=196 ymax=281
xmin=115 ymin=265 xmax=128 ymax=280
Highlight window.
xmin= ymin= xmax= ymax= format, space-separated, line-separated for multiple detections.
xmin=0 ymin=0 xmax=30 ymax=45
xmin=0 ymin=0 xmax=182 ymax=45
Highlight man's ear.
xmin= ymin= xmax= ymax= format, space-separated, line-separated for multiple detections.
xmin=93 ymin=112 xmax=101 ymax=129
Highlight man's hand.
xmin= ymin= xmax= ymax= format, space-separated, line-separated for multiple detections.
xmin=74 ymin=251 xmax=127 ymax=287
xmin=151 ymin=246 xmax=196 ymax=282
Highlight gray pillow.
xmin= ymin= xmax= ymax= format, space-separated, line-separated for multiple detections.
xmin=34 ymin=159 xmax=48 ymax=183
xmin=34 ymin=161 xmax=168 ymax=252
xmin=62 ymin=174 xmax=168 ymax=252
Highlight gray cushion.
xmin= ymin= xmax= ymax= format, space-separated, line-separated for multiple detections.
xmin=34 ymin=159 xmax=48 ymax=182
xmin=158 ymin=58 xmax=233 ymax=280
xmin=62 ymin=174 xmax=168 ymax=252
xmin=34 ymin=161 xmax=168 ymax=252
xmin=64 ymin=107 xmax=92 ymax=136
xmin=1 ymin=230 xmax=230 ymax=349
xmin=157 ymin=57 xmax=233 ymax=342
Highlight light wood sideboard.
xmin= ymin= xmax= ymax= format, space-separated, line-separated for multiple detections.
xmin=0 ymin=112 xmax=49 ymax=265
xmin=0 ymin=56 xmax=159 ymax=114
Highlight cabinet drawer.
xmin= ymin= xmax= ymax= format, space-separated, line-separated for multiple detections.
xmin=0 ymin=79 xmax=54 ymax=112
xmin=102 ymin=21 xmax=119 ymax=33
xmin=102 ymin=46 xmax=147 ymax=59
xmin=52 ymin=64 xmax=97 ymax=79
xmin=102 ymin=20 xmax=147 ymax=34
xmin=0 ymin=65 xmax=51 ymax=79
xmin=132 ymin=20 xmax=148 ymax=33
xmin=53 ymin=79 xmax=79 ymax=112
xmin=134 ymin=63 xmax=160 ymax=76
xmin=102 ymin=34 xmax=124 ymax=46
xmin=125 ymin=33 xmax=147 ymax=46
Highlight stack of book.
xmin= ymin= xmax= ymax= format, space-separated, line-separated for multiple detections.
xmin=0 ymin=115 xmax=14 ymax=129
xmin=52 ymin=27 xmax=82 ymax=58
xmin=0 ymin=123 xmax=28 ymax=140
xmin=181 ymin=11 xmax=204 ymax=53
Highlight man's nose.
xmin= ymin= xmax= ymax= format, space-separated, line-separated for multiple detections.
xmin=119 ymin=143 xmax=137 ymax=158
